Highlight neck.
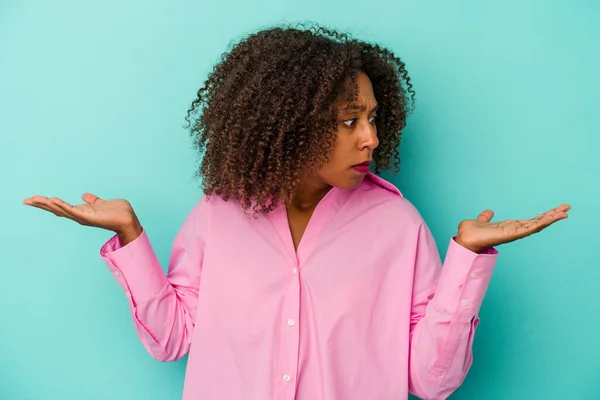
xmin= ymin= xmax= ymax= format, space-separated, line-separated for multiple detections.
xmin=290 ymin=179 xmax=332 ymax=211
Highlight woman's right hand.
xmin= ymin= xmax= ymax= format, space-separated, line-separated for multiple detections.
xmin=23 ymin=193 xmax=143 ymax=244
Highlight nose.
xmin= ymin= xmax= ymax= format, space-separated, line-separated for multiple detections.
xmin=358 ymin=122 xmax=379 ymax=151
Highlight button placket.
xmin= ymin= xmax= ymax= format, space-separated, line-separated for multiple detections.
xmin=277 ymin=262 xmax=301 ymax=398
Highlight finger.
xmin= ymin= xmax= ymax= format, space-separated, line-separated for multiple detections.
xmin=513 ymin=218 xmax=553 ymax=238
xmin=29 ymin=201 xmax=62 ymax=216
xmin=553 ymin=204 xmax=571 ymax=213
xmin=507 ymin=205 xmax=570 ymax=240
xmin=518 ymin=211 xmax=568 ymax=235
xmin=23 ymin=195 xmax=52 ymax=206
xmin=27 ymin=196 xmax=75 ymax=220
xmin=530 ymin=208 xmax=569 ymax=225
xmin=48 ymin=198 xmax=90 ymax=225
xmin=531 ymin=205 xmax=571 ymax=222
xmin=50 ymin=204 xmax=88 ymax=225
xmin=82 ymin=193 xmax=101 ymax=205
xmin=48 ymin=197 xmax=76 ymax=214
xmin=24 ymin=196 xmax=87 ymax=225
xmin=26 ymin=195 xmax=50 ymax=204
xmin=539 ymin=211 xmax=569 ymax=226
xmin=476 ymin=209 xmax=494 ymax=223
xmin=27 ymin=196 xmax=60 ymax=212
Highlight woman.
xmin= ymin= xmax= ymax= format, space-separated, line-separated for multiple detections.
xmin=24 ymin=24 xmax=569 ymax=400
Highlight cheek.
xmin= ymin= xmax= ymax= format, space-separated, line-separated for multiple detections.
xmin=329 ymin=135 xmax=354 ymax=165
xmin=324 ymin=149 xmax=347 ymax=173
xmin=316 ymin=152 xmax=344 ymax=180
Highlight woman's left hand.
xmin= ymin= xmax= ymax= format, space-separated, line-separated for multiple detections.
xmin=455 ymin=204 xmax=571 ymax=253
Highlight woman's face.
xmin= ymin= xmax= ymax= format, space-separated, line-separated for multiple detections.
xmin=315 ymin=71 xmax=380 ymax=190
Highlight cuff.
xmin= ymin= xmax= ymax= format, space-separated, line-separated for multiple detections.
xmin=433 ymin=237 xmax=499 ymax=316
xmin=100 ymin=229 xmax=168 ymax=304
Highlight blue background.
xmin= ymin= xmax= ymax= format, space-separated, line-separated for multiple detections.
xmin=1 ymin=0 xmax=598 ymax=398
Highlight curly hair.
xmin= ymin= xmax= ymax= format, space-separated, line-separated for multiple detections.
xmin=185 ymin=22 xmax=415 ymax=215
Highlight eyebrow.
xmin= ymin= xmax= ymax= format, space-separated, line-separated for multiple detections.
xmin=342 ymin=103 xmax=379 ymax=114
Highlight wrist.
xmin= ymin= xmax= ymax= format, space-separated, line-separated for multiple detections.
xmin=455 ymin=236 xmax=483 ymax=254
xmin=116 ymin=220 xmax=143 ymax=246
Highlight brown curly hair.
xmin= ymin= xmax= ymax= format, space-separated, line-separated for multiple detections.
xmin=185 ymin=22 xmax=415 ymax=215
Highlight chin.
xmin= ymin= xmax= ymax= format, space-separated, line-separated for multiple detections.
xmin=331 ymin=175 xmax=365 ymax=190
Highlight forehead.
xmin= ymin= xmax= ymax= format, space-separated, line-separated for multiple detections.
xmin=338 ymin=72 xmax=377 ymax=111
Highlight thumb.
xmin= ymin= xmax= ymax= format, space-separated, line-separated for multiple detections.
xmin=476 ymin=209 xmax=494 ymax=223
xmin=82 ymin=193 xmax=101 ymax=205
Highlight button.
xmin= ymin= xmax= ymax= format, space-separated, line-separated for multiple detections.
xmin=461 ymin=299 xmax=469 ymax=307
xmin=292 ymin=268 xmax=298 ymax=274
xmin=287 ymin=319 xmax=295 ymax=326
xmin=283 ymin=374 xmax=291 ymax=382
xmin=470 ymin=273 xmax=478 ymax=279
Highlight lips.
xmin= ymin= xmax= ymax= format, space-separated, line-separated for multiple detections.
xmin=352 ymin=160 xmax=372 ymax=174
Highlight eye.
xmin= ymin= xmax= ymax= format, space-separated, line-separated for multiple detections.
xmin=369 ymin=115 xmax=378 ymax=124
xmin=342 ymin=119 xmax=357 ymax=127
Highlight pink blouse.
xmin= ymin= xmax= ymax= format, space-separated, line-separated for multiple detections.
xmin=100 ymin=172 xmax=498 ymax=400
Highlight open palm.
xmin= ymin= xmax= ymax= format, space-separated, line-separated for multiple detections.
xmin=23 ymin=193 xmax=138 ymax=233
xmin=456 ymin=204 xmax=571 ymax=253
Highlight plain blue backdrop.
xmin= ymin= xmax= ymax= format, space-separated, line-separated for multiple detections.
xmin=1 ymin=0 xmax=598 ymax=398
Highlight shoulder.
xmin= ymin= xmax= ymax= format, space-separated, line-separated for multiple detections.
xmin=189 ymin=193 xmax=241 ymax=219
xmin=357 ymin=173 xmax=426 ymax=228
xmin=189 ymin=193 xmax=257 ymax=227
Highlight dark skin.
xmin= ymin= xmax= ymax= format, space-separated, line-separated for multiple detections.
xmin=285 ymin=71 xmax=570 ymax=252
xmin=287 ymin=71 xmax=378 ymax=250
xmin=23 ymin=71 xmax=569 ymax=254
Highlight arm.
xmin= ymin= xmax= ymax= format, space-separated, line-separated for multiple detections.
xmin=408 ymin=223 xmax=498 ymax=400
xmin=407 ymin=202 xmax=569 ymax=399
xmin=100 ymin=197 xmax=209 ymax=362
